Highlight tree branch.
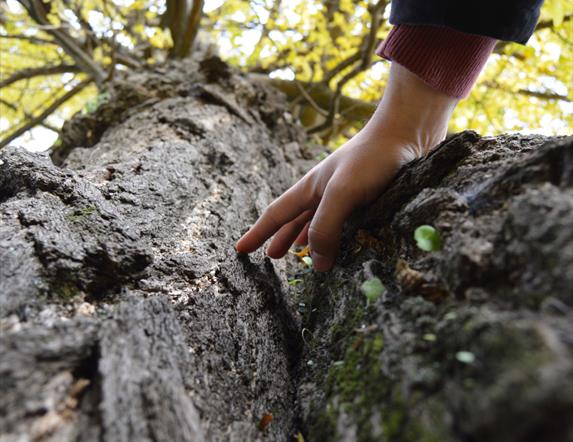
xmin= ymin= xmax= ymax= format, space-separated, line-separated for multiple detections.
xmin=17 ymin=0 xmax=106 ymax=86
xmin=0 ymin=34 xmax=58 ymax=45
xmin=308 ymin=0 xmax=387 ymax=134
xmin=323 ymin=51 xmax=362 ymax=85
xmin=294 ymin=81 xmax=328 ymax=116
xmin=166 ymin=0 xmax=187 ymax=57
xmin=0 ymin=78 xmax=92 ymax=150
xmin=178 ymin=0 xmax=204 ymax=58
xmin=0 ymin=98 xmax=61 ymax=133
xmin=255 ymin=75 xmax=377 ymax=121
xmin=516 ymin=89 xmax=571 ymax=102
xmin=482 ymin=80 xmax=571 ymax=102
xmin=0 ymin=64 xmax=81 ymax=89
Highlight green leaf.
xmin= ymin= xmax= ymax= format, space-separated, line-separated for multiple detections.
xmin=360 ymin=277 xmax=385 ymax=303
xmin=302 ymin=256 xmax=313 ymax=267
xmin=423 ymin=333 xmax=437 ymax=342
xmin=455 ymin=351 xmax=476 ymax=364
xmin=414 ymin=225 xmax=442 ymax=252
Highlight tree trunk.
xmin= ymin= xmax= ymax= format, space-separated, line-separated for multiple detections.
xmin=1 ymin=56 xmax=572 ymax=442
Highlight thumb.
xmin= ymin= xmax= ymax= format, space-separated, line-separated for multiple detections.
xmin=308 ymin=181 xmax=356 ymax=272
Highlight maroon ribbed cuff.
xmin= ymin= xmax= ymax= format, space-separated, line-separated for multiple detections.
xmin=376 ymin=25 xmax=497 ymax=98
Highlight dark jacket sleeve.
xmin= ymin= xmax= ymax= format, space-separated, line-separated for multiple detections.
xmin=389 ymin=0 xmax=545 ymax=44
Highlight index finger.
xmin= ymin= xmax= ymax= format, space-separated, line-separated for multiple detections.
xmin=235 ymin=179 xmax=315 ymax=253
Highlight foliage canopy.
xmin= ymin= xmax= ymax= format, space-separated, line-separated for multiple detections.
xmin=0 ymin=0 xmax=571 ymax=151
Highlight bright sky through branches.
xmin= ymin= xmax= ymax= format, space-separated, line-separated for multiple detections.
xmin=1 ymin=0 xmax=571 ymax=152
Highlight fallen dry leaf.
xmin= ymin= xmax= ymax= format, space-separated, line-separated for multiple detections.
xmin=258 ymin=413 xmax=273 ymax=431
xmin=290 ymin=245 xmax=310 ymax=258
xmin=355 ymin=229 xmax=384 ymax=253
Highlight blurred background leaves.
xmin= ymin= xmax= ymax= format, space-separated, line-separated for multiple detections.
xmin=0 ymin=0 xmax=571 ymax=151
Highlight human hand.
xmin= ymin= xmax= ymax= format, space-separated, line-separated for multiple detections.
xmin=235 ymin=131 xmax=407 ymax=271
xmin=235 ymin=63 xmax=459 ymax=271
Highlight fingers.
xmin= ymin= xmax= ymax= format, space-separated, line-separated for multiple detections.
xmin=266 ymin=210 xmax=314 ymax=258
xmin=308 ymin=179 xmax=356 ymax=272
xmin=235 ymin=180 xmax=314 ymax=253
xmin=294 ymin=222 xmax=310 ymax=246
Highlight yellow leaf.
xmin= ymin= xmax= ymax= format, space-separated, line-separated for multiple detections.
xmin=290 ymin=245 xmax=310 ymax=258
xmin=545 ymin=0 xmax=567 ymax=26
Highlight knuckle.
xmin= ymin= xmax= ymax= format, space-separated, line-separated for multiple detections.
xmin=264 ymin=201 xmax=280 ymax=225
xmin=329 ymin=177 xmax=368 ymax=204
xmin=308 ymin=225 xmax=327 ymax=239
xmin=328 ymin=171 xmax=355 ymax=193
xmin=308 ymin=226 xmax=330 ymax=248
xmin=327 ymin=181 xmax=350 ymax=197
xmin=302 ymin=170 xmax=326 ymax=204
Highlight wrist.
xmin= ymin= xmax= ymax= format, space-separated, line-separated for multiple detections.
xmin=363 ymin=62 xmax=459 ymax=154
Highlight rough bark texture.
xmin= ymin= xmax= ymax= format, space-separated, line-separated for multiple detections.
xmin=1 ymin=57 xmax=310 ymax=442
xmin=1 ymin=56 xmax=572 ymax=442
xmin=296 ymin=131 xmax=573 ymax=442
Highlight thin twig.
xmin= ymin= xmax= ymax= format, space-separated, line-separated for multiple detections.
xmin=0 ymin=64 xmax=81 ymax=89
xmin=259 ymin=75 xmax=377 ymax=121
xmin=18 ymin=0 xmax=106 ymax=86
xmin=0 ymin=78 xmax=92 ymax=149
xmin=294 ymin=80 xmax=328 ymax=116
xmin=484 ymin=81 xmax=571 ymax=102
xmin=308 ymin=0 xmax=387 ymax=134
xmin=0 ymin=34 xmax=58 ymax=45
xmin=0 ymin=98 xmax=61 ymax=133
xmin=323 ymin=52 xmax=362 ymax=85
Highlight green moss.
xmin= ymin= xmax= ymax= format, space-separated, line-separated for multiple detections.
xmin=66 ymin=205 xmax=97 ymax=223
xmin=309 ymin=401 xmax=338 ymax=441
xmin=321 ymin=333 xmax=387 ymax=441
xmin=315 ymin=329 xmax=452 ymax=442
xmin=303 ymin=277 xmax=452 ymax=441
xmin=52 ymin=281 xmax=81 ymax=301
xmin=383 ymin=404 xmax=405 ymax=438
xmin=329 ymin=306 xmax=365 ymax=346
xmin=84 ymin=91 xmax=111 ymax=114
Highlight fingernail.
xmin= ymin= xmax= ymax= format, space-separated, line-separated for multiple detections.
xmin=311 ymin=251 xmax=332 ymax=272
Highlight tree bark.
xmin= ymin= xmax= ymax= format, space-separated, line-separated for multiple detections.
xmin=297 ymin=131 xmax=573 ymax=442
xmin=1 ymin=56 xmax=572 ymax=442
